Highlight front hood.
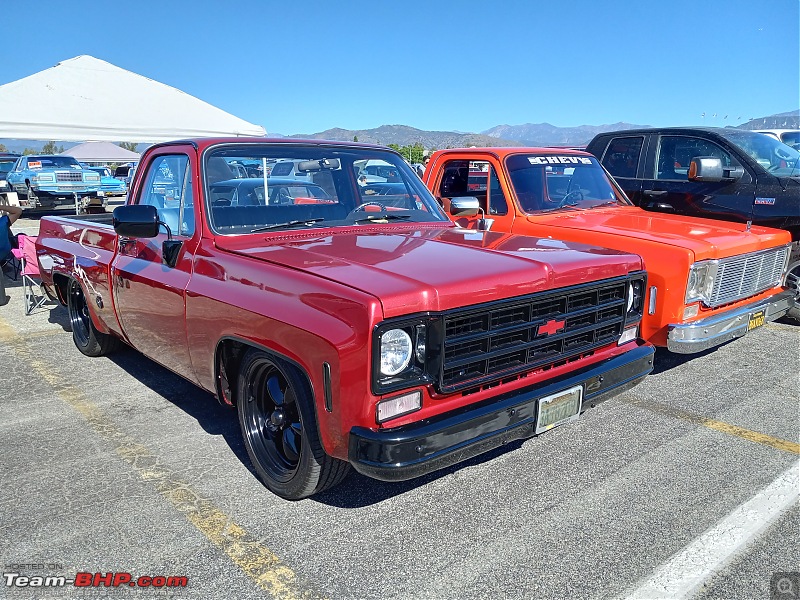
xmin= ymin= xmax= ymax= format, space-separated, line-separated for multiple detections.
xmin=214 ymin=225 xmax=643 ymax=317
xmin=528 ymin=206 xmax=790 ymax=261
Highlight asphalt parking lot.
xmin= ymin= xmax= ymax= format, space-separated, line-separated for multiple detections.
xmin=1 ymin=215 xmax=798 ymax=600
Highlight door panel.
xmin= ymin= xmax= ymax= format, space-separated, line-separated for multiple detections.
xmin=640 ymin=135 xmax=756 ymax=221
xmin=112 ymin=151 xmax=200 ymax=383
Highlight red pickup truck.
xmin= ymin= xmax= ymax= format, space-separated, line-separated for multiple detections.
xmin=36 ymin=139 xmax=654 ymax=499
xmin=424 ymin=149 xmax=793 ymax=352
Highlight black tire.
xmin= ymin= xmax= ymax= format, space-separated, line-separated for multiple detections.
xmin=25 ymin=182 xmax=36 ymax=204
xmin=785 ymin=242 xmax=800 ymax=323
xmin=237 ymin=349 xmax=350 ymax=499
xmin=67 ymin=279 xmax=120 ymax=357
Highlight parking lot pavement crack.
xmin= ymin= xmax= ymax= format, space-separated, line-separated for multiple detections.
xmin=0 ymin=317 xmax=323 ymax=600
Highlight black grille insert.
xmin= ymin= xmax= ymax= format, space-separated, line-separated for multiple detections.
xmin=440 ymin=279 xmax=631 ymax=392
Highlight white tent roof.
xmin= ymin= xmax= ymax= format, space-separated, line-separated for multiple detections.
xmin=0 ymin=55 xmax=266 ymax=142
xmin=60 ymin=141 xmax=140 ymax=163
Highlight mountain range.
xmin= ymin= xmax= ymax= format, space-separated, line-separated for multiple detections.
xmin=284 ymin=122 xmax=648 ymax=149
xmin=2 ymin=110 xmax=797 ymax=154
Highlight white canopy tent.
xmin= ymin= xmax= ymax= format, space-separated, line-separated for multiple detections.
xmin=60 ymin=141 xmax=140 ymax=163
xmin=0 ymin=55 xmax=266 ymax=142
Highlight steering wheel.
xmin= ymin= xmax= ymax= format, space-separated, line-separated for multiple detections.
xmin=558 ymin=190 xmax=584 ymax=206
xmin=212 ymin=198 xmax=231 ymax=207
xmin=350 ymin=201 xmax=387 ymax=214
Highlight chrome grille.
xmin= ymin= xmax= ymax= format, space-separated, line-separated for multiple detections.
xmin=709 ymin=246 xmax=789 ymax=307
xmin=440 ymin=278 xmax=631 ymax=392
xmin=56 ymin=171 xmax=83 ymax=182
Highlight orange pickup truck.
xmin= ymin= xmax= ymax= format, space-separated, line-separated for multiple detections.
xmin=423 ymin=148 xmax=793 ymax=352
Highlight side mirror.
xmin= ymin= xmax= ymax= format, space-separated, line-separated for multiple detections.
xmin=113 ymin=204 xmax=159 ymax=238
xmin=448 ymin=196 xmax=481 ymax=216
xmin=688 ymin=157 xmax=723 ymax=182
xmin=689 ymin=157 xmax=744 ymax=182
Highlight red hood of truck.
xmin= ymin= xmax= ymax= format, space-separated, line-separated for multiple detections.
xmin=214 ymin=225 xmax=643 ymax=317
xmin=527 ymin=206 xmax=789 ymax=260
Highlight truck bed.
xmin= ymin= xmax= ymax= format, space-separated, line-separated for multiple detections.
xmin=52 ymin=212 xmax=115 ymax=226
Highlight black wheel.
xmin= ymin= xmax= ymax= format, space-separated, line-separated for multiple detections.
xmin=237 ymin=349 xmax=350 ymax=499
xmin=67 ymin=279 xmax=120 ymax=357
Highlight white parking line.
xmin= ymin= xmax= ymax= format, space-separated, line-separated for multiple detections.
xmin=625 ymin=462 xmax=799 ymax=600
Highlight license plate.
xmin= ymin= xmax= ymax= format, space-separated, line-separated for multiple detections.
xmin=747 ymin=309 xmax=766 ymax=331
xmin=535 ymin=385 xmax=583 ymax=435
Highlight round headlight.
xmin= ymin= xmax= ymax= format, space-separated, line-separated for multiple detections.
xmin=380 ymin=329 xmax=412 ymax=376
xmin=627 ymin=283 xmax=634 ymax=312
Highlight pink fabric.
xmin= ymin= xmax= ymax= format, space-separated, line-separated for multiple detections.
xmin=19 ymin=235 xmax=39 ymax=277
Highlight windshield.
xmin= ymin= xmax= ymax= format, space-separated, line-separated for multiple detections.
xmin=505 ymin=154 xmax=627 ymax=213
xmin=0 ymin=159 xmax=16 ymax=175
xmin=26 ymin=156 xmax=83 ymax=169
xmin=205 ymin=145 xmax=448 ymax=234
xmin=717 ymin=130 xmax=800 ymax=176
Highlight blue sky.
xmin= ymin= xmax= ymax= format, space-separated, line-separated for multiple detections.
xmin=2 ymin=0 xmax=798 ymax=135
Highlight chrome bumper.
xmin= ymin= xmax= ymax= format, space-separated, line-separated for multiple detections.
xmin=667 ymin=289 xmax=794 ymax=353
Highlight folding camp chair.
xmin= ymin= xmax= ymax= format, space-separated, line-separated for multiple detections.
xmin=1 ymin=250 xmax=20 ymax=281
xmin=17 ymin=234 xmax=47 ymax=315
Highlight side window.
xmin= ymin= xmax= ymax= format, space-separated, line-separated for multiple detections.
xmin=438 ymin=160 xmax=470 ymax=197
xmin=438 ymin=160 xmax=507 ymax=215
xmin=656 ymin=136 xmax=736 ymax=181
xmin=601 ymin=136 xmax=643 ymax=178
xmin=137 ymin=155 xmax=195 ymax=237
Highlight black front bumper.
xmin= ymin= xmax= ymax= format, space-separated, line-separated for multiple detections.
xmin=349 ymin=343 xmax=654 ymax=482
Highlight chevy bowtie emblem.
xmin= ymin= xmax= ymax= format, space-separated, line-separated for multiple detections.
xmin=538 ymin=319 xmax=566 ymax=337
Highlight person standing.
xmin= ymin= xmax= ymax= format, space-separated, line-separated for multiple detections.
xmin=0 ymin=203 xmax=23 ymax=306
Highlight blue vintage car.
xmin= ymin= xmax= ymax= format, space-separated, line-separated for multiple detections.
xmin=85 ymin=166 xmax=128 ymax=196
xmin=6 ymin=155 xmax=102 ymax=209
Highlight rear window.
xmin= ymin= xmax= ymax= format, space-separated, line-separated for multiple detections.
xmin=270 ymin=162 xmax=295 ymax=176
xmin=600 ymin=137 xmax=643 ymax=178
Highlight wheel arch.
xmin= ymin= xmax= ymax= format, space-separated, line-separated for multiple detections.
xmin=215 ymin=336 xmax=333 ymax=458
xmin=52 ymin=272 xmax=71 ymax=306
xmin=63 ymin=275 xmax=112 ymax=334
xmin=213 ymin=336 xmax=317 ymax=409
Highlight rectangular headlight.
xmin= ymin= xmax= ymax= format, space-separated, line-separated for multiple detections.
xmin=34 ymin=173 xmax=54 ymax=182
xmin=685 ymin=261 xmax=718 ymax=304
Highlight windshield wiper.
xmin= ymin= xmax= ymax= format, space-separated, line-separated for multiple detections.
xmin=587 ymin=201 xmax=619 ymax=209
xmin=537 ymin=202 xmax=581 ymax=213
xmin=352 ymin=213 xmax=412 ymax=224
xmin=251 ymin=218 xmax=325 ymax=233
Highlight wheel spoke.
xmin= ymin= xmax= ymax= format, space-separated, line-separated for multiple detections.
xmin=267 ymin=375 xmax=285 ymax=406
xmin=282 ymin=427 xmax=300 ymax=463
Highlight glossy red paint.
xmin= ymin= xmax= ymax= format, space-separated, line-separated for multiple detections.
xmin=36 ymin=138 xmax=651 ymax=466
